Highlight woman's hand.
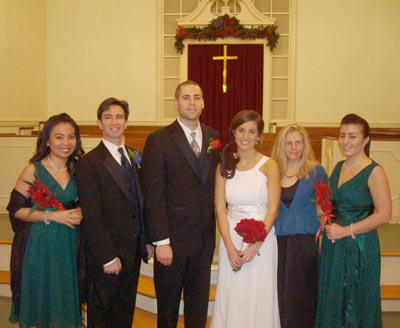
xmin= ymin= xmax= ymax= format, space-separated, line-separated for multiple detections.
xmin=239 ymin=242 xmax=262 ymax=264
xmin=226 ymin=244 xmax=243 ymax=271
xmin=325 ymin=223 xmax=348 ymax=241
xmin=49 ymin=208 xmax=83 ymax=228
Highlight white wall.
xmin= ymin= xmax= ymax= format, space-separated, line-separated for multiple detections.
xmin=1 ymin=1 xmax=399 ymax=126
xmin=295 ymin=0 xmax=400 ymax=126
xmin=0 ymin=0 xmax=47 ymax=121
xmin=0 ymin=0 xmax=157 ymax=124
xmin=46 ymin=0 xmax=158 ymax=123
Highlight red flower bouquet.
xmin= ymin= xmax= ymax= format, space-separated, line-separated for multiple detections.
xmin=233 ymin=218 xmax=267 ymax=272
xmin=312 ymin=178 xmax=334 ymax=241
xmin=235 ymin=218 xmax=267 ymax=243
xmin=207 ymin=138 xmax=222 ymax=153
xmin=26 ymin=179 xmax=65 ymax=212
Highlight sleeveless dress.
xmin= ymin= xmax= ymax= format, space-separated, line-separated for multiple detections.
xmin=211 ymin=156 xmax=280 ymax=328
xmin=315 ymin=160 xmax=382 ymax=327
xmin=9 ymin=161 xmax=82 ymax=328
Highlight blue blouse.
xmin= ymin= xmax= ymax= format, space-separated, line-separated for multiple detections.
xmin=274 ymin=165 xmax=327 ymax=236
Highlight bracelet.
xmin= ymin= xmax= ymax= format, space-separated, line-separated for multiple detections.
xmin=350 ymin=223 xmax=356 ymax=240
xmin=43 ymin=210 xmax=51 ymax=225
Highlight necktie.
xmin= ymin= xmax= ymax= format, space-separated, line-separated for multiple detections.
xmin=118 ymin=147 xmax=131 ymax=168
xmin=190 ymin=131 xmax=201 ymax=158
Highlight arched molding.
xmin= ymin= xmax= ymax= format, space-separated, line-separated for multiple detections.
xmin=176 ymin=0 xmax=275 ymax=27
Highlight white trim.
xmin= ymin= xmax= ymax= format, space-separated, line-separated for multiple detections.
xmin=176 ymin=0 xmax=275 ymax=27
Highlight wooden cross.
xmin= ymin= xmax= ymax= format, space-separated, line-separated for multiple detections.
xmin=213 ymin=45 xmax=238 ymax=93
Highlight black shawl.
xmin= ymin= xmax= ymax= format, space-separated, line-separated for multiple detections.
xmin=7 ymin=189 xmax=31 ymax=316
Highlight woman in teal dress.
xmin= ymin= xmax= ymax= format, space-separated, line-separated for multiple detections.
xmin=7 ymin=113 xmax=84 ymax=327
xmin=315 ymin=114 xmax=392 ymax=327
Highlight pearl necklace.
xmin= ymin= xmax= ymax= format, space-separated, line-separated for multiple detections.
xmin=47 ymin=155 xmax=67 ymax=172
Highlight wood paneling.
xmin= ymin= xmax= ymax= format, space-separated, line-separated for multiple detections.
xmin=76 ymin=125 xmax=399 ymax=162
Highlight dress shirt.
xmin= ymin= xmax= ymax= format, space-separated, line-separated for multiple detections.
xmin=177 ymin=117 xmax=203 ymax=151
xmin=102 ymin=138 xmax=130 ymax=166
xmin=101 ymin=138 xmax=130 ymax=267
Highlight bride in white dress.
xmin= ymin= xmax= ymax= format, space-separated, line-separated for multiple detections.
xmin=211 ymin=110 xmax=281 ymax=328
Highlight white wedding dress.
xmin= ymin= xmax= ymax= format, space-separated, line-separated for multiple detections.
xmin=211 ymin=156 xmax=280 ymax=328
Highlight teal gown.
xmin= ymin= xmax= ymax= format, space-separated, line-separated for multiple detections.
xmin=9 ymin=161 xmax=82 ymax=328
xmin=315 ymin=160 xmax=382 ymax=328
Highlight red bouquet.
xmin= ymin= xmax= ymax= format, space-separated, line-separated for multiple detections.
xmin=233 ymin=218 xmax=267 ymax=272
xmin=234 ymin=218 xmax=267 ymax=243
xmin=26 ymin=179 xmax=65 ymax=212
xmin=312 ymin=178 xmax=334 ymax=241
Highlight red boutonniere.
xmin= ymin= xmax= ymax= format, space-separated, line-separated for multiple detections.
xmin=233 ymin=218 xmax=267 ymax=272
xmin=207 ymin=138 xmax=222 ymax=153
xmin=26 ymin=179 xmax=65 ymax=212
xmin=312 ymin=178 xmax=335 ymax=241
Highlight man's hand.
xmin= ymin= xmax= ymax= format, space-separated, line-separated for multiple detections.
xmin=103 ymin=257 xmax=122 ymax=275
xmin=156 ymin=244 xmax=173 ymax=266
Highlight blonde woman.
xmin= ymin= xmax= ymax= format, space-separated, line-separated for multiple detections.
xmin=271 ymin=124 xmax=327 ymax=328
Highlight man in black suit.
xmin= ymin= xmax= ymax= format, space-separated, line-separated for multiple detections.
xmin=76 ymin=97 xmax=152 ymax=328
xmin=141 ymin=80 xmax=219 ymax=327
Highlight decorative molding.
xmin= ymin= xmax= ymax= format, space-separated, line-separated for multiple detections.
xmin=176 ymin=0 xmax=275 ymax=27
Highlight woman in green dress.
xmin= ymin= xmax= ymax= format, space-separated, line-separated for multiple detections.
xmin=7 ymin=113 xmax=84 ymax=327
xmin=315 ymin=113 xmax=392 ymax=327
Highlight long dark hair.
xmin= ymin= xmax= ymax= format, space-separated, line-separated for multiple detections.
xmin=30 ymin=113 xmax=84 ymax=175
xmin=340 ymin=113 xmax=371 ymax=157
xmin=220 ymin=110 xmax=264 ymax=178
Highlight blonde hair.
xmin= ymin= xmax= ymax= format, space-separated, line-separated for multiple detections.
xmin=271 ymin=124 xmax=317 ymax=179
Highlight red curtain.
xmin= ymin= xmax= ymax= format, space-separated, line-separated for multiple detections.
xmin=188 ymin=44 xmax=263 ymax=144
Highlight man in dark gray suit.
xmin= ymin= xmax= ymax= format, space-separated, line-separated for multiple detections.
xmin=141 ymin=80 xmax=219 ymax=327
xmin=77 ymin=97 xmax=152 ymax=328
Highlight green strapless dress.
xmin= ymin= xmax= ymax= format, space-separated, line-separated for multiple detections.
xmin=9 ymin=161 xmax=82 ymax=327
xmin=315 ymin=160 xmax=382 ymax=328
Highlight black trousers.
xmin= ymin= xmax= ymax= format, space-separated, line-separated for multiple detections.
xmin=154 ymin=243 xmax=214 ymax=328
xmin=87 ymin=250 xmax=141 ymax=328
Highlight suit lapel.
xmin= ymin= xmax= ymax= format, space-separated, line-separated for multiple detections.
xmin=99 ymin=143 xmax=133 ymax=200
xmin=201 ymin=125 xmax=215 ymax=183
xmin=170 ymin=121 xmax=202 ymax=182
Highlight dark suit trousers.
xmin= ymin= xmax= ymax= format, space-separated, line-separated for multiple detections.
xmin=154 ymin=243 xmax=214 ymax=328
xmin=87 ymin=249 xmax=141 ymax=328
